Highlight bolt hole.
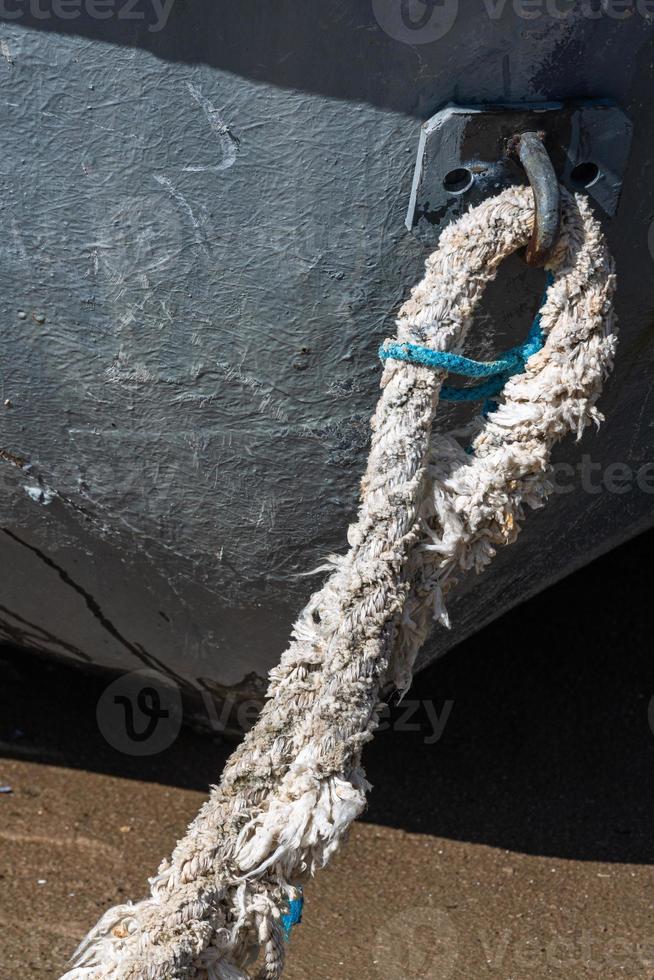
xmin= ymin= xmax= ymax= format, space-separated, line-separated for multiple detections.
xmin=570 ymin=161 xmax=600 ymax=188
xmin=443 ymin=168 xmax=473 ymax=194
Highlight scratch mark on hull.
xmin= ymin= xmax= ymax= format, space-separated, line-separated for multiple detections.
xmin=186 ymin=82 xmax=240 ymax=172
xmin=2 ymin=528 xmax=187 ymax=687
xmin=154 ymin=174 xmax=209 ymax=256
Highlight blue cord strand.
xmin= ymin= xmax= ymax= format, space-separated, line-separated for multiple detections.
xmin=379 ymin=272 xmax=554 ymax=403
xmin=281 ymin=893 xmax=304 ymax=941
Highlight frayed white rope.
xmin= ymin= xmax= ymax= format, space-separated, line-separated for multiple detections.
xmin=62 ymin=185 xmax=615 ymax=980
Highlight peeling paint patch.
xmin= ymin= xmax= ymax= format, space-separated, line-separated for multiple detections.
xmin=23 ymin=484 xmax=56 ymax=505
xmin=0 ymin=40 xmax=14 ymax=66
xmin=0 ymin=447 xmax=30 ymax=471
xmin=105 ymin=351 xmax=157 ymax=385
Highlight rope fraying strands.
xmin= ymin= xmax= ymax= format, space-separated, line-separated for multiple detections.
xmin=62 ymin=185 xmax=616 ymax=980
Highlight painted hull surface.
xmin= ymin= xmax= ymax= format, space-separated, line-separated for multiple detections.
xmin=0 ymin=5 xmax=653 ymax=700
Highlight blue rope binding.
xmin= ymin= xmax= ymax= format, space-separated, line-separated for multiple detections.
xmin=281 ymin=891 xmax=304 ymax=941
xmin=379 ymin=273 xmax=554 ymax=409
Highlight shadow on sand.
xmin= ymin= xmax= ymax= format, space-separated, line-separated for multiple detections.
xmin=1 ymin=528 xmax=652 ymax=866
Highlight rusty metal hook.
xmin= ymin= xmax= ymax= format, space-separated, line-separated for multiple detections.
xmin=508 ymin=131 xmax=560 ymax=267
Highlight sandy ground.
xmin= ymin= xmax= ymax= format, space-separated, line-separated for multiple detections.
xmin=1 ymin=530 xmax=653 ymax=980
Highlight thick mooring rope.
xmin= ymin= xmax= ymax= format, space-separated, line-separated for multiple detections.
xmin=63 ymin=185 xmax=616 ymax=980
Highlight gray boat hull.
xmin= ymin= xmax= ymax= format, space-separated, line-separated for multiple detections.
xmin=0 ymin=3 xmax=653 ymax=704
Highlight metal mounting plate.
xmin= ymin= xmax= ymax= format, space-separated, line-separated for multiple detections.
xmin=406 ymin=101 xmax=632 ymax=246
